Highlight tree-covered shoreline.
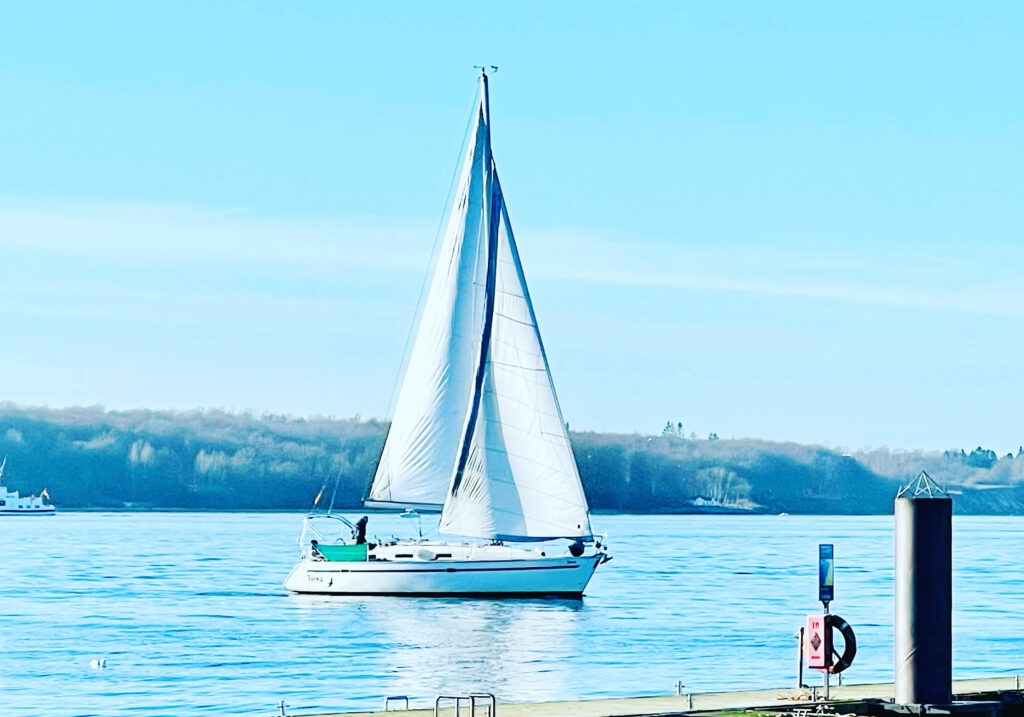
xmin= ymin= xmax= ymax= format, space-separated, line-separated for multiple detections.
xmin=1 ymin=403 xmax=1022 ymax=515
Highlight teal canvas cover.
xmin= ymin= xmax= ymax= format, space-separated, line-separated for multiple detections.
xmin=316 ymin=544 xmax=368 ymax=561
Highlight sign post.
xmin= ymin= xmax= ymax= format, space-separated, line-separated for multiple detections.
xmin=802 ymin=543 xmax=856 ymax=699
xmin=818 ymin=544 xmax=834 ymax=699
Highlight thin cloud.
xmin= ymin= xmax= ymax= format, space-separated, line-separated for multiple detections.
xmin=0 ymin=199 xmax=436 ymax=277
xmin=524 ymin=228 xmax=1024 ymax=318
xmin=3 ymin=198 xmax=1021 ymax=323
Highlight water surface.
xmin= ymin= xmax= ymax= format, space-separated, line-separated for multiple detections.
xmin=1 ymin=513 xmax=1022 ymax=716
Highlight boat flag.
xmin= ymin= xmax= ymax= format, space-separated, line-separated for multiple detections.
xmin=41 ymin=487 xmax=50 ymax=500
xmin=313 ymin=487 xmax=324 ymax=505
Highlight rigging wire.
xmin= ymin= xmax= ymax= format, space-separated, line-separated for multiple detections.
xmin=327 ymin=465 xmax=343 ymax=516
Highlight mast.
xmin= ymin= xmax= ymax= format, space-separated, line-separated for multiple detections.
xmin=450 ymin=67 xmax=499 ymax=498
xmin=480 ymin=67 xmax=491 ymax=140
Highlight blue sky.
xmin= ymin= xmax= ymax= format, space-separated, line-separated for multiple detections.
xmin=1 ymin=3 xmax=1022 ymax=452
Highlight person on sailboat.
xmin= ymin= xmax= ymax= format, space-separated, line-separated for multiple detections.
xmin=354 ymin=516 xmax=368 ymax=545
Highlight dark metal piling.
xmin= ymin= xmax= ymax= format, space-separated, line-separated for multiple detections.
xmin=894 ymin=471 xmax=953 ymax=705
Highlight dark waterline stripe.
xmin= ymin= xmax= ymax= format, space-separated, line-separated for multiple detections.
xmin=306 ymin=563 xmax=583 ymax=574
xmin=290 ymin=590 xmax=586 ymax=598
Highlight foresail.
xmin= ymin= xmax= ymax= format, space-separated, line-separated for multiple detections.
xmin=439 ymin=190 xmax=592 ymax=540
xmin=367 ymin=99 xmax=493 ymax=510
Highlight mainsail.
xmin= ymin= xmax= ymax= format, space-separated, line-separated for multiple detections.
xmin=366 ymin=93 xmax=493 ymax=510
xmin=368 ymin=71 xmax=592 ymax=541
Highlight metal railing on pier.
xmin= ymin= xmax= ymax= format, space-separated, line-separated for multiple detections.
xmin=434 ymin=692 xmax=496 ymax=717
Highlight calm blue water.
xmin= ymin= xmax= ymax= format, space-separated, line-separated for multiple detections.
xmin=1 ymin=513 xmax=1022 ymax=716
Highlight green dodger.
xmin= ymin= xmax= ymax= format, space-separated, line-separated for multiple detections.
xmin=315 ymin=544 xmax=368 ymax=562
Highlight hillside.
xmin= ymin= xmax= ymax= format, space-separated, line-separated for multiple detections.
xmin=1 ymin=404 xmax=1022 ymax=514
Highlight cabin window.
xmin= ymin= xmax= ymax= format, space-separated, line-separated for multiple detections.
xmin=436 ymin=553 xmax=452 ymax=559
xmin=395 ymin=553 xmax=413 ymax=558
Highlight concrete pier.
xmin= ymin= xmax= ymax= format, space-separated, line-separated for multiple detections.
xmin=300 ymin=676 xmax=1022 ymax=717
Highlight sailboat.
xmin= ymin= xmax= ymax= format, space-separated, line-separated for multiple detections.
xmin=284 ymin=70 xmax=609 ymax=597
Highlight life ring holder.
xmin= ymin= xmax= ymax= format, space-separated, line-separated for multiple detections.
xmin=826 ymin=614 xmax=857 ymax=674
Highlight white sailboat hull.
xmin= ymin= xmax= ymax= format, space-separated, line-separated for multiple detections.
xmin=284 ymin=553 xmax=602 ymax=597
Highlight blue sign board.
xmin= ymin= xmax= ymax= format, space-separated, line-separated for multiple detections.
xmin=819 ymin=543 xmax=834 ymax=604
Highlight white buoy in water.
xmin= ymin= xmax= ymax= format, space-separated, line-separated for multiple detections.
xmin=89 ymin=658 xmax=107 ymax=669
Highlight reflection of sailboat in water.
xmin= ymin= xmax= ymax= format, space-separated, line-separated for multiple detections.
xmin=284 ymin=70 xmax=609 ymax=597
xmin=375 ymin=599 xmax=583 ymax=701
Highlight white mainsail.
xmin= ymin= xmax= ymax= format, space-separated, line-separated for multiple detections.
xmin=366 ymin=95 xmax=493 ymax=510
xmin=369 ymin=72 xmax=592 ymax=541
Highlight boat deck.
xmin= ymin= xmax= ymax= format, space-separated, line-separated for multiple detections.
xmin=303 ymin=676 xmax=1021 ymax=717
